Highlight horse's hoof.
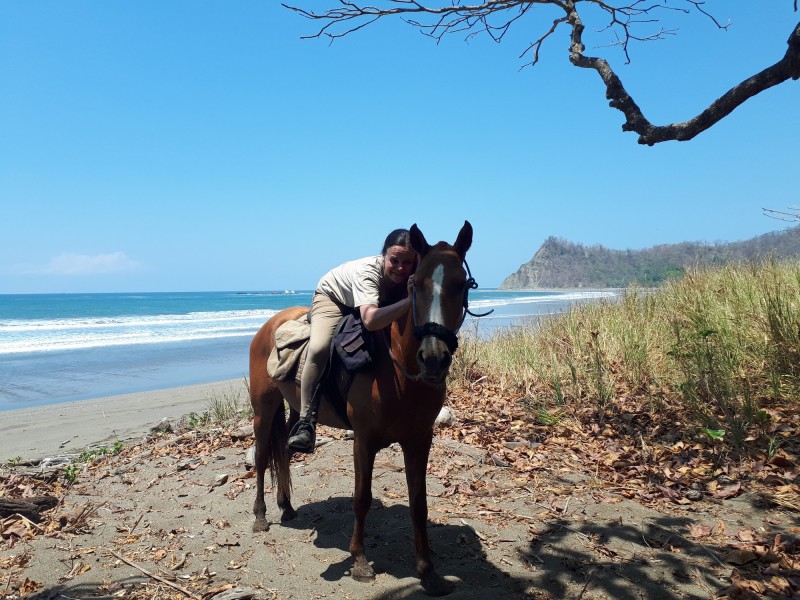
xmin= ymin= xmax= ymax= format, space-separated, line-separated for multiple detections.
xmin=421 ymin=572 xmax=454 ymax=597
xmin=280 ymin=507 xmax=298 ymax=522
xmin=252 ymin=518 xmax=270 ymax=533
xmin=352 ymin=557 xmax=376 ymax=583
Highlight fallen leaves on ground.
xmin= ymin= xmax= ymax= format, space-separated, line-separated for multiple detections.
xmin=1 ymin=379 xmax=798 ymax=598
xmin=442 ymin=378 xmax=800 ymax=599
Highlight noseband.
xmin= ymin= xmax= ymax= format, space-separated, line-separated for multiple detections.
xmin=411 ymin=259 xmax=493 ymax=353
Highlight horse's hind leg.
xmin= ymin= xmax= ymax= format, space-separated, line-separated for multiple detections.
xmin=350 ymin=436 xmax=378 ymax=582
xmin=402 ymin=436 xmax=453 ymax=596
xmin=277 ymin=403 xmax=299 ymax=522
xmin=252 ymin=403 xmax=273 ymax=532
xmin=252 ymin=390 xmax=296 ymax=532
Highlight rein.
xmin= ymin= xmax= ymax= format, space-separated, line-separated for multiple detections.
xmin=390 ymin=259 xmax=494 ymax=383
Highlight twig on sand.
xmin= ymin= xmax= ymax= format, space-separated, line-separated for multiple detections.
xmin=643 ymin=520 xmax=727 ymax=569
xmin=107 ymin=549 xmax=201 ymax=599
xmin=128 ymin=513 xmax=145 ymax=535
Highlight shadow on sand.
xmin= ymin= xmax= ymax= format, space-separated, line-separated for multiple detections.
xmin=281 ymin=495 xmax=536 ymax=598
xmin=282 ymin=494 xmax=734 ymax=600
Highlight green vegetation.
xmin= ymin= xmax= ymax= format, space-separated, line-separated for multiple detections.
xmin=186 ymin=410 xmax=211 ymax=429
xmin=454 ymin=257 xmax=800 ymax=450
xmin=60 ymin=442 xmax=125 ymax=483
xmin=77 ymin=441 xmax=124 ymax=463
xmin=63 ymin=464 xmax=79 ymax=483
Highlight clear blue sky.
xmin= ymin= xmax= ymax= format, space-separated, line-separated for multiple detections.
xmin=1 ymin=2 xmax=797 ymax=293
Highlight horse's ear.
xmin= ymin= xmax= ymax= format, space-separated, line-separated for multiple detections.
xmin=409 ymin=223 xmax=430 ymax=257
xmin=453 ymin=220 xmax=473 ymax=259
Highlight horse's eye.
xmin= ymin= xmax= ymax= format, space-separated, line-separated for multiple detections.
xmin=449 ymin=281 xmax=466 ymax=295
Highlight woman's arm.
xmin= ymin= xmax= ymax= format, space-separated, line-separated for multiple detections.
xmin=359 ymin=296 xmax=411 ymax=331
xmin=359 ymin=275 xmax=415 ymax=331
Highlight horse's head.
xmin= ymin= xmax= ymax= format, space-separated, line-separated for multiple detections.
xmin=408 ymin=220 xmax=473 ymax=385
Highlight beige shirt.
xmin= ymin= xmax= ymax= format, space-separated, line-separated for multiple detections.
xmin=315 ymin=255 xmax=384 ymax=308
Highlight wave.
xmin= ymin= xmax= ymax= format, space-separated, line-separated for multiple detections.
xmin=0 ymin=310 xmax=273 ymax=333
xmin=468 ymin=290 xmax=617 ymax=309
xmin=0 ymin=290 xmax=618 ymax=355
xmin=0 ymin=309 xmax=278 ymax=355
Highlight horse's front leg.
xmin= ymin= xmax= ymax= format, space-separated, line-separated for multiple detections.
xmin=402 ymin=435 xmax=453 ymax=596
xmin=350 ymin=436 xmax=378 ymax=582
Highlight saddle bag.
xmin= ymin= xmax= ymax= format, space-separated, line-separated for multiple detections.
xmin=332 ymin=312 xmax=373 ymax=373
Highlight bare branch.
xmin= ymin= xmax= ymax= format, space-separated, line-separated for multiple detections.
xmin=520 ymin=16 xmax=566 ymax=68
xmin=685 ymin=0 xmax=731 ymax=30
xmin=283 ymin=1 xmax=800 ymax=145
xmin=570 ymin=19 xmax=800 ymax=144
xmin=764 ymin=206 xmax=800 ymax=222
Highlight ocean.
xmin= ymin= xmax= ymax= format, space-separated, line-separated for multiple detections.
xmin=0 ymin=289 xmax=616 ymax=411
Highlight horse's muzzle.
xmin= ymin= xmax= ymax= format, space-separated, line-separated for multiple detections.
xmin=416 ymin=338 xmax=452 ymax=385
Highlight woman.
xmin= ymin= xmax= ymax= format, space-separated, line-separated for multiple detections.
xmin=287 ymin=228 xmax=418 ymax=453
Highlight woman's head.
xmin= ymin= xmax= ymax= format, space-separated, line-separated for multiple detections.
xmin=381 ymin=229 xmax=412 ymax=255
xmin=381 ymin=228 xmax=417 ymax=287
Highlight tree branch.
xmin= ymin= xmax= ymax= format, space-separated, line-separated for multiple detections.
xmin=571 ymin=18 xmax=800 ymax=144
xmin=764 ymin=206 xmax=800 ymax=222
xmin=283 ymin=1 xmax=800 ymax=145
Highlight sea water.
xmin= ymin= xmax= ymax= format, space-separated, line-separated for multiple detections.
xmin=0 ymin=289 xmax=616 ymax=410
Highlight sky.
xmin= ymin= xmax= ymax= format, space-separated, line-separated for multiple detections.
xmin=1 ymin=2 xmax=798 ymax=293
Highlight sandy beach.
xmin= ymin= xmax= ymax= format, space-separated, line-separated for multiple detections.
xmin=0 ymin=378 xmax=244 ymax=463
xmin=2 ymin=381 xmax=797 ymax=598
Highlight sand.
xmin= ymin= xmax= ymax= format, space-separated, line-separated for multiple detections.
xmin=0 ymin=379 xmax=244 ymax=463
xmin=1 ymin=381 xmax=797 ymax=599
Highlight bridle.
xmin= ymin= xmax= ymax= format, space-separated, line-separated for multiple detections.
xmin=389 ymin=259 xmax=492 ymax=383
xmin=411 ymin=259 xmax=493 ymax=354
xmin=387 ymin=258 xmax=494 ymax=383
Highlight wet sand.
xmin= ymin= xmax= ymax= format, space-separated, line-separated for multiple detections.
xmin=0 ymin=379 xmax=244 ymax=462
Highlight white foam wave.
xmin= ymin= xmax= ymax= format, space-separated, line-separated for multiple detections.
xmin=0 ymin=309 xmax=278 ymax=355
xmin=467 ymin=290 xmax=617 ymax=309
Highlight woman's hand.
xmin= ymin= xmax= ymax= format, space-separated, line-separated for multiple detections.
xmin=360 ymin=275 xmax=415 ymax=331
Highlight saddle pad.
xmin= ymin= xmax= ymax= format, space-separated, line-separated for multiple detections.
xmin=266 ymin=315 xmax=310 ymax=384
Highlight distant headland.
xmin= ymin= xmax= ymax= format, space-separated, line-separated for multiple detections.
xmin=500 ymin=226 xmax=800 ymax=289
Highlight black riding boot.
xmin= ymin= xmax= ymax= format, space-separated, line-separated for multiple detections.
xmin=289 ymin=369 xmax=324 ymax=454
xmin=287 ymin=418 xmax=317 ymax=454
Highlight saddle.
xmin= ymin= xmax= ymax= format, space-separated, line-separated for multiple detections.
xmin=266 ymin=312 xmax=374 ymax=428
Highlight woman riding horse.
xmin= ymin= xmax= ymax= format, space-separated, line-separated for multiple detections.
xmin=249 ymin=221 xmax=474 ymax=596
xmin=287 ymin=228 xmax=418 ymax=453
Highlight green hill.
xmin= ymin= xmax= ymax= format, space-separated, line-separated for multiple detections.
xmin=500 ymin=226 xmax=800 ymax=289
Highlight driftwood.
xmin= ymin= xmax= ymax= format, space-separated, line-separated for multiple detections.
xmin=0 ymin=496 xmax=59 ymax=521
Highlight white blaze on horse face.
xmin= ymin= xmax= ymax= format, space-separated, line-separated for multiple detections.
xmin=429 ymin=263 xmax=445 ymax=325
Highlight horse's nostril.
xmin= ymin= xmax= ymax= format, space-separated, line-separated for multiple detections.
xmin=442 ymin=353 xmax=452 ymax=369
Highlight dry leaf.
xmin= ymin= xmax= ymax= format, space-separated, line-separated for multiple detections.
xmin=713 ymin=482 xmax=742 ymax=499
xmin=689 ymin=524 xmax=713 ymax=539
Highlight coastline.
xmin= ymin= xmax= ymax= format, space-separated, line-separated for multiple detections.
xmin=0 ymin=378 xmax=245 ymax=463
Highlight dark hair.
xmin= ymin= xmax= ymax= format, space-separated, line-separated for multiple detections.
xmin=381 ymin=229 xmax=412 ymax=256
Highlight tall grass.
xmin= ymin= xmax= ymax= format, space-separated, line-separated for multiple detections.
xmin=451 ymin=257 xmax=800 ymax=448
xmin=203 ymin=378 xmax=253 ymax=425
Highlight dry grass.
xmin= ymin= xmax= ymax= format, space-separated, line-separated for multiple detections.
xmin=450 ymin=257 xmax=800 ymax=450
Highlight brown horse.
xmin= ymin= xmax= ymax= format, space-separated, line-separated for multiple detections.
xmin=248 ymin=221 xmax=474 ymax=596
